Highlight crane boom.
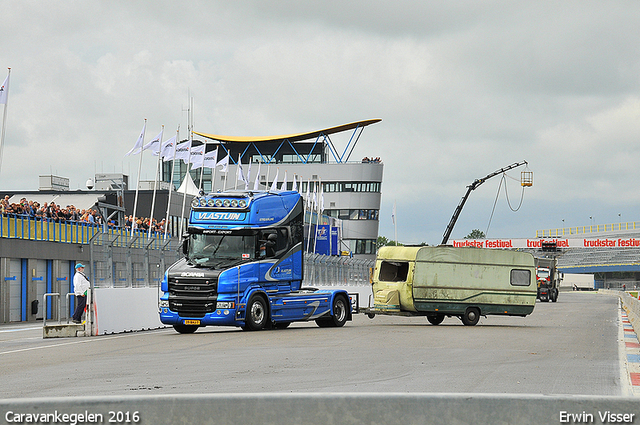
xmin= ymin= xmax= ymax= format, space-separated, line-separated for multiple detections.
xmin=441 ymin=161 xmax=528 ymax=245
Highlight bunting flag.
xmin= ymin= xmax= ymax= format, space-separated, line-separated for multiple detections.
xmin=0 ymin=72 xmax=9 ymax=105
xmin=174 ymin=140 xmax=191 ymax=162
xmin=216 ymin=153 xmax=229 ymax=172
xmin=160 ymin=135 xmax=177 ymax=160
xmin=270 ymin=168 xmax=279 ymax=191
xmin=253 ymin=161 xmax=262 ymax=190
xmin=124 ymin=121 xmax=146 ymax=157
xmin=189 ymin=144 xmax=206 ymax=169
xmin=203 ymin=147 xmax=218 ymax=169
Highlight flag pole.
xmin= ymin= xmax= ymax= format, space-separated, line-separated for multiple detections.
xmin=130 ymin=118 xmax=146 ymax=240
xmin=211 ymin=147 xmax=218 ymax=192
xmin=198 ymin=141 xmax=207 ymax=192
xmin=179 ymin=100 xmax=194 ymax=237
xmin=148 ymin=125 xmax=164 ymax=238
xmin=313 ymin=178 xmax=322 ymax=255
xmin=393 ymin=199 xmax=398 ymax=246
xmin=0 ymin=68 xmax=10 ymax=176
xmin=163 ymin=126 xmax=179 ymax=239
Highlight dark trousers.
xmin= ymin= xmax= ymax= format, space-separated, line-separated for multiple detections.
xmin=72 ymin=295 xmax=86 ymax=322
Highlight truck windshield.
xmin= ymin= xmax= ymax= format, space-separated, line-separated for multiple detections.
xmin=188 ymin=234 xmax=256 ymax=267
xmin=537 ymin=269 xmax=550 ymax=279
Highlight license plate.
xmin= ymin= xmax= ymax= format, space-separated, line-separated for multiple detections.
xmin=184 ymin=320 xmax=200 ymax=325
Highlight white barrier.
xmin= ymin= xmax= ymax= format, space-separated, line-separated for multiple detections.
xmin=94 ymin=287 xmax=164 ymax=334
xmin=1 ymin=393 xmax=638 ymax=425
xmin=90 ymin=284 xmax=370 ymax=335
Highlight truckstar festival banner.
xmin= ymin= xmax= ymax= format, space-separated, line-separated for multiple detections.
xmin=450 ymin=237 xmax=640 ymax=249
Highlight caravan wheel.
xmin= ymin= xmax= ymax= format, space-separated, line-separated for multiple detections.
xmin=427 ymin=313 xmax=445 ymax=325
xmin=461 ymin=307 xmax=480 ymax=326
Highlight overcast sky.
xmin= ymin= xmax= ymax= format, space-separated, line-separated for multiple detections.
xmin=1 ymin=1 xmax=639 ymax=244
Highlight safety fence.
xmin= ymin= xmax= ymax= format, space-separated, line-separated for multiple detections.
xmin=304 ymin=253 xmax=373 ymax=287
xmin=84 ymin=233 xmax=372 ymax=288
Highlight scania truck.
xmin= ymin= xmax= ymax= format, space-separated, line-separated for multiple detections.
xmin=158 ymin=190 xmax=352 ymax=333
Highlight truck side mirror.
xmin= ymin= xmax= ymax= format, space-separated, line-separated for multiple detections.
xmin=181 ymin=238 xmax=189 ymax=256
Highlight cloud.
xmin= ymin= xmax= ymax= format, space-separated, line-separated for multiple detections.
xmin=1 ymin=1 xmax=639 ymax=244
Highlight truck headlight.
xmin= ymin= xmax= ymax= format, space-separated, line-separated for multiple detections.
xmin=159 ymin=300 xmax=169 ymax=308
xmin=217 ymin=301 xmax=235 ymax=309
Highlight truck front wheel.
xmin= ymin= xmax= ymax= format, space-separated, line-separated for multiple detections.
xmin=173 ymin=324 xmax=198 ymax=334
xmin=461 ymin=307 xmax=480 ymax=326
xmin=246 ymin=296 xmax=268 ymax=331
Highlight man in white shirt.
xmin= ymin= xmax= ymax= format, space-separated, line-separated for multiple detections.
xmin=72 ymin=263 xmax=90 ymax=324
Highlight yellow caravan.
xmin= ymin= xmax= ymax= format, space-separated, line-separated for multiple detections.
xmin=367 ymin=245 xmax=536 ymax=326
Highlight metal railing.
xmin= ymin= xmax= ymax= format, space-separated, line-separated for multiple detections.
xmin=0 ymin=213 xmax=170 ymax=248
xmin=536 ymin=221 xmax=640 ymax=238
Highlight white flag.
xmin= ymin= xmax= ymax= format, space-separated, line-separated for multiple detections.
xmin=0 ymin=72 xmax=9 ymax=105
xmin=292 ymin=174 xmax=298 ymax=192
xmin=253 ymin=161 xmax=262 ymax=191
xmin=236 ymin=154 xmax=248 ymax=186
xmin=216 ymin=153 xmax=229 ymax=172
xmin=298 ymin=175 xmax=303 ymax=195
xmin=270 ymin=168 xmax=279 ymax=191
xmin=189 ymin=144 xmax=206 ymax=169
xmin=319 ymin=182 xmax=324 ymax=213
xmin=125 ymin=121 xmax=146 ymax=157
xmin=280 ymin=171 xmax=287 ymax=191
xmin=203 ymin=147 xmax=218 ymax=169
xmin=312 ymin=182 xmax=317 ymax=208
xmin=174 ymin=140 xmax=191 ymax=162
xmin=305 ymin=178 xmax=310 ymax=204
xmin=245 ymin=157 xmax=252 ymax=190
xmin=142 ymin=129 xmax=163 ymax=155
xmin=160 ymin=135 xmax=177 ymax=160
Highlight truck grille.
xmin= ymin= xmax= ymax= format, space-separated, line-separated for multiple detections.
xmin=168 ymin=277 xmax=218 ymax=317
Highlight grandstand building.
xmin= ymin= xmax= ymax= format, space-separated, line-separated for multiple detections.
xmin=536 ymin=224 xmax=640 ymax=289
xmin=163 ymin=119 xmax=384 ymax=259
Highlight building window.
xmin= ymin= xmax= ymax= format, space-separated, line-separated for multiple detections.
xmin=351 ymin=239 xmax=377 ymax=255
xmin=325 ymin=209 xmax=379 ymax=221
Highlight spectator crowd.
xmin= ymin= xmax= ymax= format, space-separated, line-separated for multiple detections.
xmin=0 ymin=195 xmax=168 ymax=235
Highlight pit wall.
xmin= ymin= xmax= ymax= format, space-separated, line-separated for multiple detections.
xmin=620 ymin=290 xmax=640 ymax=333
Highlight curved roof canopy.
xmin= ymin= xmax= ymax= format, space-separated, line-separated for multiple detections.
xmin=193 ymin=119 xmax=381 ymax=143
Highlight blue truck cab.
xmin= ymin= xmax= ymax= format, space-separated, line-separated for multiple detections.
xmin=159 ymin=189 xmax=352 ymax=333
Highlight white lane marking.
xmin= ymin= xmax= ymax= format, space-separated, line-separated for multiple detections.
xmin=0 ymin=329 xmax=172 ymax=356
xmin=0 ymin=326 xmax=41 ymax=333
xmin=618 ymin=299 xmax=633 ymax=397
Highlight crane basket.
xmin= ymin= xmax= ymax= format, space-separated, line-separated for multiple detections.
xmin=521 ymin=170 xmax=533 ymax=187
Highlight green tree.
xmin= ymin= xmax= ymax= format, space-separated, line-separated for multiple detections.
xmin=377 ymin=236 xmax=404 ymax=250
xmin=464 ymin=229 xmax=485 ymax=239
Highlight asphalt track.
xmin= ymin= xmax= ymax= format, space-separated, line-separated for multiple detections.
xmin=0 ymin=292 xmax=625 ymax=398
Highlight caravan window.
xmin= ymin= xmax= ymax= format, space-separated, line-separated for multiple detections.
xmin=510 ymin=269 xmax=531 ymax=286
xmin=379 ymin=261 xmax=409 ymax=282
